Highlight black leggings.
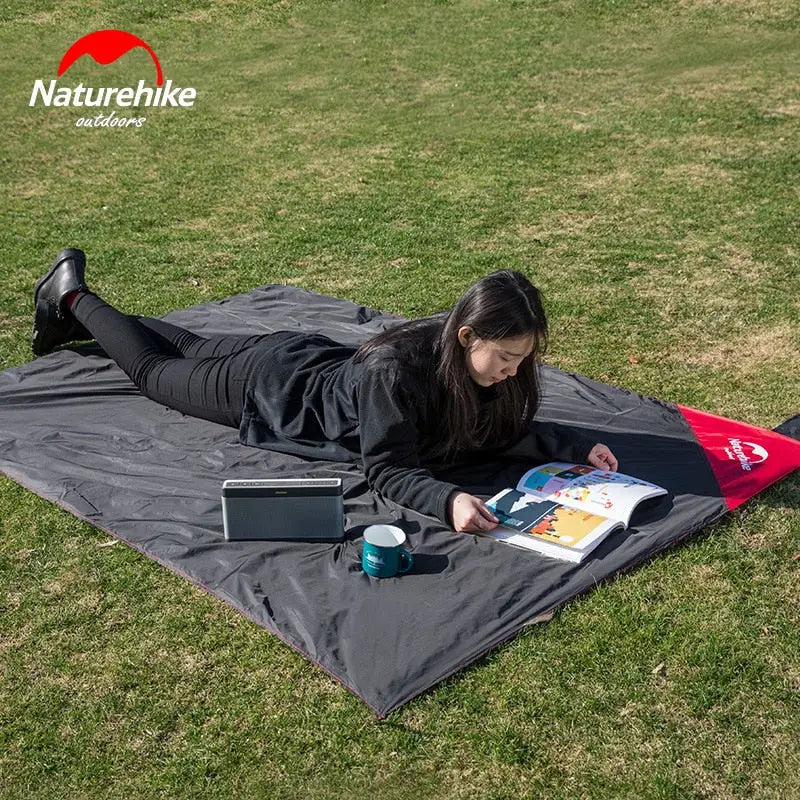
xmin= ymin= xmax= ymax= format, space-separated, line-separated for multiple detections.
xmin=72 ymin=292 xmax=271 ymax=428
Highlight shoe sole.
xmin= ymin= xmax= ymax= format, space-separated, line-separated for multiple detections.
xmin=31 ymin=299 xmax=57 ymax=356
xmin=33 ymin=248 xmax=86 ymax=308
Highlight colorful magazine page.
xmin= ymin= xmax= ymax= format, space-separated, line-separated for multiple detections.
xmin=485 ymin=489 xmax=621 ymax=562
xmin=515 ymin=462 xmax=667 ymax=527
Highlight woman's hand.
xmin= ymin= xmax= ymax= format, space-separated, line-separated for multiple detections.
xmin=448 ymin=491 xmax=500 ymax=533
xmin=588 ymin=443 xmax=619 ymax=471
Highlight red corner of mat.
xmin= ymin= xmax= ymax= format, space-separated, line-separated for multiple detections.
xmin=678 ymin=404 xmax=800 ymax=511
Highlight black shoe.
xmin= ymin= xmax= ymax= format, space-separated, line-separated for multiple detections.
xmin=34 ymin=248 xmax=88 ymax=309
xmin=31 ymin=248 xmax=92 ymax=356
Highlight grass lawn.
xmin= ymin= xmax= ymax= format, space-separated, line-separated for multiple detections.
xmin=1 ymin=0 xmax=798 ymax=797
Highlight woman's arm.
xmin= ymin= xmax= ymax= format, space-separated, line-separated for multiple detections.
xmin=503 ymin=419 xmax=597 ymax=465
xmin=505 ymin=420 xmax=618 ymax=471
xmin=357 ymin=359 xmax=462 ymax=526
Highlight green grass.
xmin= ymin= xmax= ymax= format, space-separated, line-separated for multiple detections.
xmin=1 ymin=1 xmax=799 ymax=797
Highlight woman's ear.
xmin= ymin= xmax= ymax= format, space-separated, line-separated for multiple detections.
xmin=457 ymin=325 xmax=474 ymax=348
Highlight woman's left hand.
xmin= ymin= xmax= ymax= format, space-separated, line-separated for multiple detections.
xmin=587 ymin=443 xmax=618 ymax=471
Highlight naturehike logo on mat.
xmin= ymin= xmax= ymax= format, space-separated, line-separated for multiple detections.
xmin=29 ymin=29 xmax=197 ymax=128
xmin=724 ymin=439 xmax=768 ymax=472
xmin=679 ymin=404 xmax=800 ymax=512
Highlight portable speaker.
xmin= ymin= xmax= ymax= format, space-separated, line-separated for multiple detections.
xmin=221 ymin=478 xmax=344 ymax=541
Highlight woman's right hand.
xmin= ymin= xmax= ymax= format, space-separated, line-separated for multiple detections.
xmin=448 ymin=491 xmax=500 ymax=533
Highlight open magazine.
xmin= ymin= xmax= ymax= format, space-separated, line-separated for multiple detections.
xmin=483 ymin=462 xmax=668 ymax=563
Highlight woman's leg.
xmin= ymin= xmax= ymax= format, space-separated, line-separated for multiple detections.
xmin=135 ymin=317 xmax=270 ymax=359
xmin=71 ymin=292 xmax=266 ymax=429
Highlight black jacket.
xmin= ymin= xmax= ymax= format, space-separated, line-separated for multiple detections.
xmin=239 ymin=331 xmax=596 ymax=526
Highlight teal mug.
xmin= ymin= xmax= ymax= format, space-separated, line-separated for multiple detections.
xmin=361 ymin=524 xmax=414 ymax=578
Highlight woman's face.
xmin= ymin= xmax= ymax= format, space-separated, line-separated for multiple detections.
xmin=457 ymin=326 xmax=536 ymax=387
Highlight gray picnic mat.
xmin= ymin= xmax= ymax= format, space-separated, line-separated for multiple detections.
xmin=1 ymin=284 xmax=797 ymax=716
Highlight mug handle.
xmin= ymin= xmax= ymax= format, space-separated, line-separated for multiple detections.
xmin=398 ymin=549 xmax=414 ymax=574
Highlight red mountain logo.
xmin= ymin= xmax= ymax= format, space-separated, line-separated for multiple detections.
xmin=58 ymin=29 xmax=163 ymax=85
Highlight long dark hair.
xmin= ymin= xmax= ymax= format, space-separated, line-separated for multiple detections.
xmin=353 ymin=270 xmax=548 ymax=462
